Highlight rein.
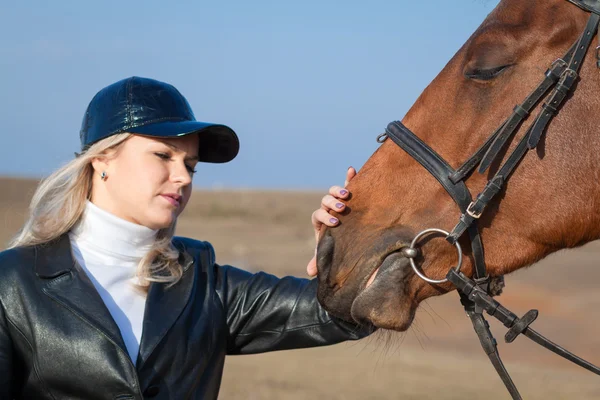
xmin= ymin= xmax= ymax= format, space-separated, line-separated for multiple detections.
xmin=377 ymin=1 xmax=600 ymax=398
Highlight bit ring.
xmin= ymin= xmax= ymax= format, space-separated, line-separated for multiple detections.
xmin=406 ymin=228 xmax=463 ymax=284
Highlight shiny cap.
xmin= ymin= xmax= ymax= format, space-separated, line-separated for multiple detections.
xmin=79 ymin=76 xmax=239 ymax=163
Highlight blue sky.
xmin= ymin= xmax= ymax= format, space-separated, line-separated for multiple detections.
xmin=0 ymin=0 xmax=499 ymax=189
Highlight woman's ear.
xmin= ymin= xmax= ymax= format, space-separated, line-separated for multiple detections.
xmin=91 ymin=156 xmax=109 ymax=175
xmin=91 ymin=147 xmax=118 ymax=176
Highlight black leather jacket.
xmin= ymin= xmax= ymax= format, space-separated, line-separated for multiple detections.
xmin=0 ymin=235 xmax=369 ymax=399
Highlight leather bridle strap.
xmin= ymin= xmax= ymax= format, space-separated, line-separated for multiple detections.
xmin=477 ymin=55 xmax=572 ymax=174
xmin=568 ymin=0 xmax=600 ymax=14
xmin=447 ymin=268 xmax=600 ymax=397
xmin=449 ymin=41 xmax=578 ymax=184
xmin=376 ymin=2 xmax=600 ymax=399
xmin=384 ymin=122 xmax=490 ymax=284
xmin=447 ymin=11 xmax=600 ymax=243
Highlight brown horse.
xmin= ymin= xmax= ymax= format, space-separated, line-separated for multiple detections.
xmin=316 ymin=0 xmax=600 ymax=333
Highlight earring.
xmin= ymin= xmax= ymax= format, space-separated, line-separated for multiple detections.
xmin=100 ymin=171 xmax=108 ymax=181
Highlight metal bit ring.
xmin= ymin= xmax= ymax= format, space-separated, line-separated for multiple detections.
xmin=406 ymin=228 xmax=462 ymax=284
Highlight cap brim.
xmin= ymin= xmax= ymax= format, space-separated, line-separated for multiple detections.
xmin=128 ymin=121 xmax=239 ymax=163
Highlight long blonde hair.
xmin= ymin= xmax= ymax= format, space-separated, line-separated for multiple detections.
xmin=9 ymin=133 xmax=183 ymax=287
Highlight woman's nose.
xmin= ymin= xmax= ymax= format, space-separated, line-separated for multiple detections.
xmin=172 ymin=162 xmax=193 ymax=186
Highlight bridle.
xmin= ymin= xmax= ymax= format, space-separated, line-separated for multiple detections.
xmin=377 ymin=1 xmax=600 ymax=398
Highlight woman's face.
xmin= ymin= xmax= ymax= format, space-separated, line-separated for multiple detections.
xmin=91 ymin=134 xmax=199 ymax=230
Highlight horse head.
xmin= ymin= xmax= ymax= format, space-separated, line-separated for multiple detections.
xmin=316 ymin=0 xmax=600 ymax=331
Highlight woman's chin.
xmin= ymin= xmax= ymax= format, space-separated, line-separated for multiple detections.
xmin=143 ymin=213 xmax=175 ymax=230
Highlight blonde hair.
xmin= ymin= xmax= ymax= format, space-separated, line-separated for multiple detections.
xmin=9 ymin=133 xmax=183 ymax=288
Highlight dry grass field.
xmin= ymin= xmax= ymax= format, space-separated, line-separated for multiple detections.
xmin=1 ymin=177 xmax=599 ymax=399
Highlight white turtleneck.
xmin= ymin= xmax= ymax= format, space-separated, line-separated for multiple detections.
xmin=68 ymin=201 xmax=158 ymax=365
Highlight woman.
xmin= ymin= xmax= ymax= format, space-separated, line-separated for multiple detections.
xmin=0 ymin=76 xmax=369 ymax=399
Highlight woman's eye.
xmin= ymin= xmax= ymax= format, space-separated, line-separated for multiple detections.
xmin=464 ymin=65 xmax=512 ymax=81
xmin=185 ymin=165 xmax=197 ymax=175
xmin=155 ymin=152 xmax=196 ymax=175
xmin=155 ymin=152 xmax=171 ymax=160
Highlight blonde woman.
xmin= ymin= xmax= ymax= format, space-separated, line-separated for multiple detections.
xmin=0 ymin=77 xmax=369 ymax=400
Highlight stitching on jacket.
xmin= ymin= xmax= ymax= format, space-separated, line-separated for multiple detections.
xmin=46 ymin=273 xmax=71 ymax=287
xmin=4 ymin=311 xmax=57 ymax=400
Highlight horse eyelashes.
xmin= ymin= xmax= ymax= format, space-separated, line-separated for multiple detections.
xmin=464 ymin=65 xmax=512 ymax=81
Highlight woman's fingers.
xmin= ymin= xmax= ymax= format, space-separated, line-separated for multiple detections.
xmin=308 ymin=167 xmax=358 ymax=277
xmin=321 ymin=194 xmax=346 ymax=213
xmin=345 ymin=166 xmax=357 ymax=187
xmin=312 ymin=208 xmax=340 ymax=230
xmin=328 ymin=185 xmax=349 ymax=200
xmin=307 ymin=255 xmax=318 ymax=277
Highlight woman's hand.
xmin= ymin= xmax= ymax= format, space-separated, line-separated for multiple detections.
xmin=306 ymin=167 xmax=357 ymax=277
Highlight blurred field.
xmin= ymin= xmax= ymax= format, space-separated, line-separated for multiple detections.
xmin=2 ymin=177 xmax=600 ymax=399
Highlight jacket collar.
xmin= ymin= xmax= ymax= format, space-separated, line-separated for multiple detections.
xmin=35 ymin=234 xmax=76 ymax=279
xmin=37 ymin=234 xmax=130 ymax=357
xmin=35 ymin=234 xmax=196 ymax=369
xmin=136 ymin=241 xmax=195 ymax=369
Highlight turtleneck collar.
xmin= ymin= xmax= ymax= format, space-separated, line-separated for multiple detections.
xmin=70 ymin=200 xmax=159 ymax=260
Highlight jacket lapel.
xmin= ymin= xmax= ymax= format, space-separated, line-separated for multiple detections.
xmin=136 ymin=247 xmax=195 ymax=369
xmin=36 ymin=235 xmax=129 ymax=356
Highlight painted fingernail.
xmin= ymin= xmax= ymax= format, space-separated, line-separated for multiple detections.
xmin=330 ymin=217 xmax=339 ymax=224
xmin=336 ymin=202 xmax=344 ymax=209
xmin=340 ymin=190 xmax=348 ymax=196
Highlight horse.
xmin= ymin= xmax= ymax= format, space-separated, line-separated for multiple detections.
xmin=315 ymin=0 xmax=600 ymax=397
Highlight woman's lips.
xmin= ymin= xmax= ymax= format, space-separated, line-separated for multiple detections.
xmin=161 ymin=194 xmax=181 ymax=207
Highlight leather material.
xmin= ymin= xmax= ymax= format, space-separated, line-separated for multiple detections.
xmin=80 ymin=77 xmax=239 ymax=163
xmin=568 ymin=0 xmax=600 ymax=14
xmin=527 ymin=12 xmax=600 ymax=148
xmin=385 ymin=122 xmax=488 ymax=281
xmin=386 ymin=10 xmax=599 ymax=285
xmin=449 ymin=118 xmax=508 ymax=183
xmin=379 ymin=4 xmax=600 ymax=399
xmin=386 ymin=122 xmax=474 ymax=211
xmin=447 ymin=268 xmax=600 ymax=394
xmin=505 ymin=310 xmax=538 ymax=343
xmin=527 ymin=70 xmax=578 ymax=148
xmin=450 ymin=41 xmax=576 ymax=182
xmin=0 ymin=235 xmax=369 ymax=400
xmin=478 ymin=57 xmax=571 ymax=173
xmin=466 ymin=309 xmax=522 ymax=399
xmin=449 ymin=175 xmax=504 ymax=241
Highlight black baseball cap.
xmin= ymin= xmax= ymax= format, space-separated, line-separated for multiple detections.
xmin=79 ymin=76 xmax=239 ymax=163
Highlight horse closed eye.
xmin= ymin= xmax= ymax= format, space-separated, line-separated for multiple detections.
xmin=464 ymin=65 xmax=512 ymax=81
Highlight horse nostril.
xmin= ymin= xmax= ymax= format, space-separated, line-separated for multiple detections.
xmin=316 ymin=229 xmax=335 ymax=275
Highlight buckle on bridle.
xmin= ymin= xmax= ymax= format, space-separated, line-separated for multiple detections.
xmin=466 ymin=201 xmax=483 ymax=219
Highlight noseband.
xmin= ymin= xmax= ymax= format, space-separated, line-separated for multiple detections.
xmin=378 ymin=1 xmax=600 ymax=398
